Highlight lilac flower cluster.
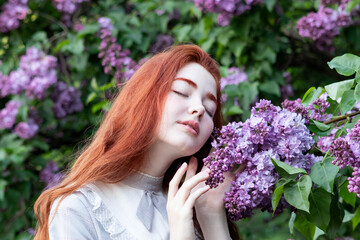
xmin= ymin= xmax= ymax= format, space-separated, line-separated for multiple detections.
xmin=204 ymin=100 xmax=318 ymax=220
xmin=281 ymin=93 xmax=332 ymax=123
xmin=297 ymin=4 xmax=353 ymax=51
xmin=51 ymin=82 xmax=83 ymax=119
xmin=0 ymin=0 xmax=28 ymax=32
xmin=14 ymin=119 xmax=39 ymax=139
xmin=97 ymin=17 xmax=141 ymax=83
xmin=52 ymin=0 xmax=87 ymax=14
xmin=329 ymin=121 xmax=360 ymax=196
xmin=348 ymin=167 xmax=360 ymax=198
xmin=307 ymin=93 xmax=332 ymax=122
xmin=0 ymin=100 xmax=21 ymax=129
xmin=39 ymin=161 xmax=64 ymax=189
xmin=0 ymin=47 xmax=57 ymax=99
xmin=192 ymin=0 xmax=264 ymax=26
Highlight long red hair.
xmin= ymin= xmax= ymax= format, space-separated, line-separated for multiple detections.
xmin=34 ymin=44 xmax=239 ymax=239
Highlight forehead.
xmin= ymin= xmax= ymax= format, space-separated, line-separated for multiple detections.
xmin=174 ymin=63 xmax=217 ymax=93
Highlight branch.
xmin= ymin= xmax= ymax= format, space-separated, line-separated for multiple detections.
xmin=323 ymin=110 xmax=360 ymax=125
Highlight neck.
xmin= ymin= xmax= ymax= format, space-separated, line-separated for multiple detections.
xmin=141 ymin=141 xmax=183 ymax=177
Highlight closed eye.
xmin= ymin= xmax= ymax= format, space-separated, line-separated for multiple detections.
xmin=173 ymin=90 xmax=188 ymax=97
xmin=206 ymin=109 xmax=214 ymax=117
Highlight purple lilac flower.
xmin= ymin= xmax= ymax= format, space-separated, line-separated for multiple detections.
xmin=348 ymin=167 xmax=360 ymax=198
xmin=321 ymin=0 xmax=351 ymax=5
xmin=39 ymin=161 xmax=64 ymax=189
xmin=52 ymin=0 xmax=87 ymax=15
xmin=73 ymin=22 xmax=84 ymax=31
xmin=330 ymin=138 xmax=357 ymax=168
xmin=281 ymin=99 xmax=309 ymax=123
xmin=204 ymin=100 xmax=314 ymax=220
xmin=14 ymin=119 xmax=39 ymax=139
xmin=51 ymin=82 xmax=83 ymax=119
xmin=192 ymin=0 xmax=263 ymax=26
xmin=297 ymin=5 xmax=353 ymax=51
xmin=97 ymin=17 xmax=113 ymax=31
xmin=0 ymin=47 xmax=57 ymax=99
xmin=307 ymin=93 xmax=332 ymax=121
xmin=280 ymin=72 xmax=294 ymax=100
xmin=97 ymin=22 xmax=140 ymax=83
xmin=150 ymin=34 xmax=174 ymax=54
xmin=0 ymin=100 xmax=21 ymax=129
xmin=0 ymin=0 xmax=28 ymax=32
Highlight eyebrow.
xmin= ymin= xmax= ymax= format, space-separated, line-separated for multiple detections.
xmin=174 ymin=77 xmax=217 ymax=103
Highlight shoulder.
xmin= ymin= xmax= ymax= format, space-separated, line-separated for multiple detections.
xmin=49 ymin=190 xmax=100 ymax=239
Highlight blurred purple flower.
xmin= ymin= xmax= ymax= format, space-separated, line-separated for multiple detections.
xmin=150 ymin=34 xmax=174 ymax=53
xmin=40 ymin=161 xmax=64 ymax=189
xmin=51 ymin=82 xmax=83 ymax=119
xmin=0 ymin=100 xmax=21 ymax=129
xmin=0 ymin=0 xmax=29 ymax=32
xmin=14 ymin=119 xmax=39 ymax=139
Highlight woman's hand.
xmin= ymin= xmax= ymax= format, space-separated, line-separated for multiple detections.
xmin=167 ymin=162 xmax=211 ymax=240
xmin=186 ymin=156 xmax=244 ymax=240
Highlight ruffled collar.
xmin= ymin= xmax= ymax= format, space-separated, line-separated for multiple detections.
xmin=122 ymin=171 xmax=164 ymax=192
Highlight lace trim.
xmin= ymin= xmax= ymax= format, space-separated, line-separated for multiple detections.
xmin=78 ymin=185 xmax=136 ymax=240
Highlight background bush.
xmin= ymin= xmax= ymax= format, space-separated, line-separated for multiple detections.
xmin=0 ymin=0 xmax=360 ymax=239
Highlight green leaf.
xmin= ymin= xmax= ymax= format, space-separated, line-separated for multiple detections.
xmin=227 ymin=105 xmax=243 ymax=115
xmin=339 ymin=180 xmax=357 ymax=207
xmin=343 ymin=210 xmax=355 ymax=223
xmin=173 ymin=25 xmax=192 ymax=42
xmin=313 ymin=120 xmax=331 ymax=131
xmin=308 ymin=121 xmax=332 ymax=136
xmin=325 ymin=79 xmax=355 ymax=100
xmin=289 ymin=212 xmax=296 ymax=234
xmin=259 ymin=81 xmax=280 ymax=96
xmin=327 ymin=188 xmax=344 ymax=238
xmin=86 ymin=92 xmax=97 ymax=105
xmin=294 ymin=214 xmax=316 ymax=240
xmin=302 ymin=87 xmax=324 ymax=107
xmin=271 ymin=158 xmax=307 ymax=179
xmin=352 ymin=206 xmax=360 ymax=229
xmin=309 ymin=157 xmax=339 ymax=193
xmin=354 ymin=84 xmax=360 ymax=102
xmin=271 ymin=178 xmax=291 ymax=213
xmin=340 ymin=89 xmax=356 ymax=115
xmin=91 ymin=77 xmax=98 ymax=91
xmin=304 ymin=188 xmax=331 ymax=231
xmin=265 ymin=0 xmax=277 ymax=11
xmin=284 ymin=175 xmax=312 ymax=212
xmin=91 ymin=101 xmax=108 ymax=114
xmin=0 ymin=179 xmax=7 ymax=201
xmin=328 ymin=53 xmax=360 ymax=76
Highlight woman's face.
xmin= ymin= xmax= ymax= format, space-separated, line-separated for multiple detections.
xmin=157 ymin=62 xmax=217 ymax=157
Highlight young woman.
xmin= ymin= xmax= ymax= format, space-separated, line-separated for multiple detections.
xmin=34 ymin=44 xmax=240 ymax=240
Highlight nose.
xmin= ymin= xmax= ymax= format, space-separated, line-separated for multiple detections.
xmin=189 ymin=104 xmax=205 ymax=118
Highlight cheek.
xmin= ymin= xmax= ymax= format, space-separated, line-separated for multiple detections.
xmin=201 ymin=119 xmax=214 ymax=141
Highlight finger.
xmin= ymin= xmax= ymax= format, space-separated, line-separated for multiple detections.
xmin=176 ymin=170 xmax=210 ymax=203
xmin=168 ymin=162 xmax=188 ymax=200
xmin=184 ymin=185 xmax=210 ymax=209
xmin=185 ymin=157 xmax=197 ymax=182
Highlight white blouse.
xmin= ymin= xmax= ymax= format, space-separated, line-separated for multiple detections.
xmin=49 ymin=172 xmax=170 ymax=240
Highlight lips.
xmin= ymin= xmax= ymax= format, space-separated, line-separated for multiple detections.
xmin=177 ymin=120 xmax=200 ymax=135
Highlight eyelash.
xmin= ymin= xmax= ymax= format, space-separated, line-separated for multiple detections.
xmin=173 ymin=90 xmax=214 ymax=117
